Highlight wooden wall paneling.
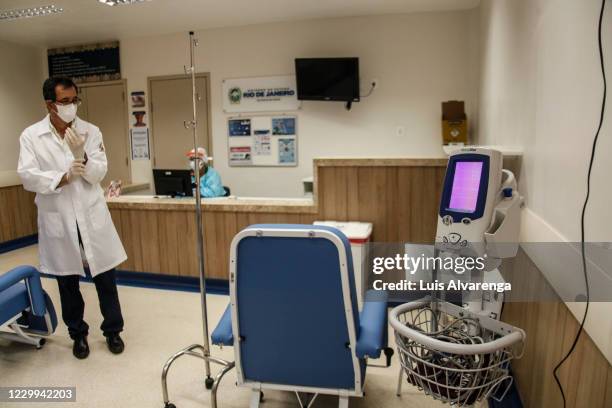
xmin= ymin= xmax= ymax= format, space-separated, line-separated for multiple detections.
xmin=537 ymin=302 xmax=568 ymax=407
xmin=130 ymin=210 xmax=147 ymax=272
xmin=501 ymin=248 xmax=612 ymax=408
xmin=502 ymin=252 xmax=567 ymax=407
xmin=319 ymin=167 xmax=347 ymax=221
xmin=428 ymin=167 xmax=446 ymax=237
xmin=346 ymin=167 xmax=360 ymax=221
xmin=248 ymin=213 xmax=285 ymax=224
xmin=109 ymin=209 xmax=128 ymax=270
xmin=141 ymin=210 xmax=161 ymax=274
xmin=202 ymin=213 xmax=216 ymax=279
xmin=408 ymin=167 xmax=427 ymax=243
xmin=219 ymin=212 xmax=238 ymax=279
xmin=419 ymin=167 xmax=444 ymax=243
xmin=15 ymin=187 xmax=36 ymax=237
xmin=396 ymin=167 xmax=414 ymax=243
xmin=109 ymin=209 xmax=122 ymax=236
xmin=384 ymin=167 xmax=400 ymax=243
xmin=0 ymin=186 xmax=37 ymax=243
xmin=355 ymin=167 xmax=387 ymax=241
xmin=531 ymin=302 xmax=567 ymax=407
xmin=183 ymin=210 xmax=198 ymax=277
xmin=209 ymin=212 xmax=237 ymax=279
xmin=558 ymin=310 xmax=609 ymax=408
xmin=235 ymin=212 xmax=251 ymax=231
xmin=318 ymin=167 xmax=335 ymax=219
xmin=121 ymin=210 xmax=139 ymax=271
xmin=334 ymin=167 xmax=350 ymax=221
xmin=116 ymin=210 xmax=134 ymax=271
xmin=299 ymin=213 xmax=317 ymax=224
xmin=605 ymin=365 xmax=612 ymax=408
xmin=153 ymin=210 xmax=168 ymax=274
xmin=176 ymin=210 xmax=196 ymax=277
xmin=0 ymin=187 xmax=16 ymax=242
xmin=156 ymin=210 xmax=180 ymax=276
xmin=572 ymin=332 xmax=609 ymax=407
xmin=316 ymin=165 xmax=446 ymax=243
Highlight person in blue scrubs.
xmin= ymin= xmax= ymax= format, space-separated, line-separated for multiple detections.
xmin=187 ymin=147 xmax=226 ymax=197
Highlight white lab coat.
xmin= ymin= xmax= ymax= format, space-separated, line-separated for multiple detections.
xmin=17 ymin=115 xmax=127 ymax=277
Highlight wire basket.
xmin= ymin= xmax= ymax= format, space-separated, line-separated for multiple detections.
xmin=389 ymin=298 xmax=525 ymax=407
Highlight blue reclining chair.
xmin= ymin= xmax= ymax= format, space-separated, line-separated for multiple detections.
xmin=211 ymin=224 xmax=391 ymax=408
xmin=0 ymin=265 xmax=58 ymax=348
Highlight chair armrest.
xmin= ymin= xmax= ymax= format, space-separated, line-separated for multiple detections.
xmin=211 ymin=304 xmax=233 ymax=346
xmin=356 ymin=290 xmax=388 ymax=359
xmin=0 ymin=266 xmax=45 ymax=316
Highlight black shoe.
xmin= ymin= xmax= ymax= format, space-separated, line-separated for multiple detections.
xmin=72 ymin=336 xmax=89 ymax=359
xmin=105 ymin=333 xmax=124 ymax=354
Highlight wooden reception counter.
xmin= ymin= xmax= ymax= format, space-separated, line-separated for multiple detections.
xmin=106 ymin=157 xmax=449 ymax=279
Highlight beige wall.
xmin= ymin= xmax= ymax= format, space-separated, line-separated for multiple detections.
xmin=478 ymin=0 xmax=612 ymax=363
xmin=0 ymin=40 xmax=45 ymax=187
xmin=478 ymin=0 xmax=612 ymax=243
xmin=118 ymin=10 xmax=480 ymax=197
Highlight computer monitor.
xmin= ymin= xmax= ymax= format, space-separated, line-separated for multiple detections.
xmin=153 ymin=169 xmax=193 ymax=197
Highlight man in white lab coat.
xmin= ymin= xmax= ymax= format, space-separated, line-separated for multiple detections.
xmin=18 ymin=77 xmax=127 ymax=359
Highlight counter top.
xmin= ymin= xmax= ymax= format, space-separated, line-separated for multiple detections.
xmin=314 ymin=157 xmax=448 ymax=167
xmin=107 ymin=195 xmax=316 ymax=213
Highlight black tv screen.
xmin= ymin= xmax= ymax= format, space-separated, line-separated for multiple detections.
xmin=295 ymin=58 xmax=360 ymax=102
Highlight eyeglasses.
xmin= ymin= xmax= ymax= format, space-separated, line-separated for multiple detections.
xmin=55 ymin=97 xmax=82 ymax=107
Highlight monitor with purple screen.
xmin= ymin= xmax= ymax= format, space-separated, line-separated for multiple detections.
xmin=448 ymin=161 xmax=483 ymax=213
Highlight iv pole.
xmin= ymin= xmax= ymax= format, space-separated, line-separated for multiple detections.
xmin=160 ymin=31 xmax=235 ymax=408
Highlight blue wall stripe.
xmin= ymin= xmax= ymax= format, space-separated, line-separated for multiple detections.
xmin=40 ymin=268 xmax=229 ymax=295
xmin=0 ymin=234 xmax=38 ymax=254
xmin=0 ymin=238 xmax=228 ymax=295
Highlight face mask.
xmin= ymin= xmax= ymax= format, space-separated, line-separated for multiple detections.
xmin=190 ymin=160 xmax=206 ymax=172
xmin=55 ymin=103 xmax=77 ymax=123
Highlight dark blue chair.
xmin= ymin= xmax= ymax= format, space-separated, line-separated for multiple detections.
xmin=211 ymin=224 xmax=390 ymax=407
xmin=0 ymin=265 xmax=57 ymax=348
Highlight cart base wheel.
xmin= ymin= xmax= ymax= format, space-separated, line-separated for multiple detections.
xmin=164 ymin=403 xmax=176 ymax=408
xmin=205 ymin=376 xmax=214 ymax=390
xmin=260 ymin=391 xmax=264 ymax=402
xmin=383 ymin=347 xmax=394 ymax=367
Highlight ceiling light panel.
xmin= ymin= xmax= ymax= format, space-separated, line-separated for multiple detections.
xmin=98 ymin=0 xmax=151 ymax=6
xmin=0 ymin=5 xmax=63 ymax=21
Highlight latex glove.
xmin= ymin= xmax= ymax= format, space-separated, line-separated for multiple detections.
xmin=66 ymin=159 xmax=86 ymax=183
xmin=65 ymin=127 xmax=86 ymax=160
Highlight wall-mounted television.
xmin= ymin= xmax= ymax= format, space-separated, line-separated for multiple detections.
xmin=295 ymin=58 xmax=360 ymax=103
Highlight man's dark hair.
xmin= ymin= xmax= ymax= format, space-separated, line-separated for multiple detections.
xmin=42 ymin=77 xmax=78 ymax=101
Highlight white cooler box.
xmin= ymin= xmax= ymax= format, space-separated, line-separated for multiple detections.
xmin=314 ymin=221 xmax=373 ymax=308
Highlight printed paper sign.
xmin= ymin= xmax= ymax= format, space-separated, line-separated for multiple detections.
xmin=229 ymin=146 xmax=252 ymax=165
xmin=272 ymin=117 xmax=296 ymax=135
xmin=254 ymin=132 xmax=271 ymax=155
xmin=228 ymin=119 xmax=251 ymax=136
xmin=130 ymin=128 xmax=150 ymax=160
xmin=278 ymin=138 xmax=296 ymax=164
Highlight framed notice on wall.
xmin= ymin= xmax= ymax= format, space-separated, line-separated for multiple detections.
xmin=228 ymin=116 xmax=297 ymax=167
xmin=47 ymin=41 xmax=121 ymax=83
xmin=222 ymin=75 xmax=301 ymax=113
xmin=130 ymin=128 xmax=150 ymax=160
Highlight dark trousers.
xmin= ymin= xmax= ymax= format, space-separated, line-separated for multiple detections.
xmin=56 ymin=270 xmax=124 ymax=339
